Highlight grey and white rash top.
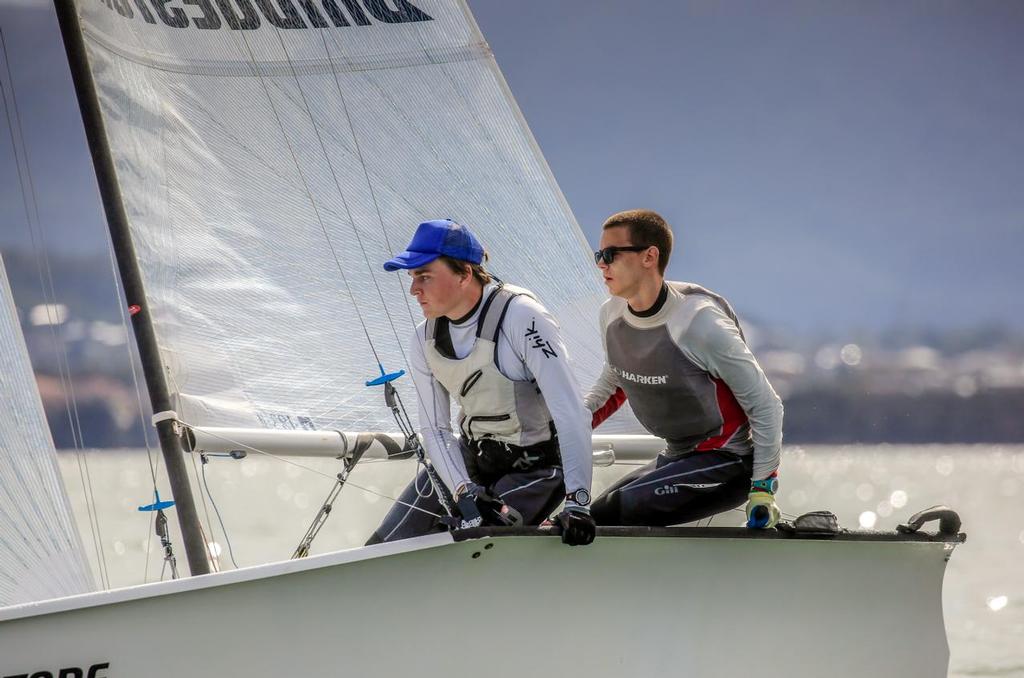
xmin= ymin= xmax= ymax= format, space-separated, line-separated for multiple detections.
xmin=585 ymin=282 xmax=783 ymax=480
xmin=410 ymin=283 xmax=592 ymax=498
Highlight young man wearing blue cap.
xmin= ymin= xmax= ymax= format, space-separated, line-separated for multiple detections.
xmin=367 ymin=219 xmax=596 ymax=546
xmin=586 ymin=209 xmax=783 ymax=528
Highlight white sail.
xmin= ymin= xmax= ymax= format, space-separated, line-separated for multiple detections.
xmin=74 ymin=0 xmax=639 ymax=434
xmin=0 ymin=254 xmax=95 ymax=605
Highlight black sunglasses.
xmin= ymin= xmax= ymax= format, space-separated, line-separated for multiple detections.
xmin=594 ymin=245 xmax=649 ymax=265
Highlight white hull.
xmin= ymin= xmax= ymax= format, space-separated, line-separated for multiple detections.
xmin=1 ymin=527 xmax=957 ymax=677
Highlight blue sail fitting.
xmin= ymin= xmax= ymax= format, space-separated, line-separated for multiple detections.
xmin=366 ymin=364 xmax=405 ymax=387
xmin=138 ymin=490 xmax=175 ymax=512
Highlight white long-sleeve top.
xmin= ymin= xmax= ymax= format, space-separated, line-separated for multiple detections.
xmin=409 ymin=283 xmax=592 ymax=498
xmin=585 ymin=281 xmax=783 ymax=480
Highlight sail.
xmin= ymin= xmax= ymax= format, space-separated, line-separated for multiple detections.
xmin=71 ymin=0 xmax=639 ymax=434
xmin=0 ymin=254 xmax=95 ymax=605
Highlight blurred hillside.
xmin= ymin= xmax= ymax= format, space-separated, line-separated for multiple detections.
xmin=4 ymin=248 xmax=1023 ymax=448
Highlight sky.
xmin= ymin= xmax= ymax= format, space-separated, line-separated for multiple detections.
xmin=1 ymin=0 xmax=1022 ymax=333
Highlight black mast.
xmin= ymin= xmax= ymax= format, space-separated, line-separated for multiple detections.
xmin=53 ymin=2 xmax=211 ymax=576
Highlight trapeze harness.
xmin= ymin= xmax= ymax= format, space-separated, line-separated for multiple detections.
xmin=424 ymin=285 xmax=560 ymax=485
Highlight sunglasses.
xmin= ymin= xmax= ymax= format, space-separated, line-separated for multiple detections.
xmin=594 ymin=245 xmax=649 ymax=265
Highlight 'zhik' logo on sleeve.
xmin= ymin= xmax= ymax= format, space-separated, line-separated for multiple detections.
xmin=525 ymin=319 xmax=558 ymax=359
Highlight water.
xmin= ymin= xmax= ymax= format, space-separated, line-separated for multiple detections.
xmin=59 ymin=444 xmax=1023 ymax=677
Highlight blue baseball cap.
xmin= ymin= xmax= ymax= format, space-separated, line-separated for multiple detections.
xmin=383 ymin=219 xmax=485 ymax=272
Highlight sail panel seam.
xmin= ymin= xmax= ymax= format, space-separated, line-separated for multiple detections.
xmin=81 ymin=30 xmax=490 ymax=77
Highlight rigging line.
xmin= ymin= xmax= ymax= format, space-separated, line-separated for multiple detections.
xmin=330 ymin=30 xmax=481 ymax=210
xmin=71 ymin=450 xmax=107 ymax=588
xmin=1 ymin=103 xmax=97 ymax=577
xmin=105 ymin=244 xmax=167 ymax=583
xmin=233 ymin=30 xmax=382 ymax=368
xmin=176 ymin=422 xmax=444 ymax=520
xmin=306 ymin=30 xmax=586 ymax=479
xmin=199 ymin=455 xmax=239 ymax=569
xmin=132 ymin=117 xmax=364 ymax=430
xmin=236 ymin=79 xmax=445 ymax=345
xmin=104 ymin=231 xmax=166 ymax=582
xmin=0 ymin=32 xmax=111 ymax=590
xmin=119 ymin=321 xmax=161 ymax=584
xmin=255 ymin=28 xmax=463 ymax=493
xmin=419 ymin=54 xmax=598 ymax=340
xmin=265 ymin=26 xmax=431 ymax=465
xmin=268 ymin=38 xmax=408 ymax=361
xmin=66 ymin=424 xmax=108 ymax=586
xmin=187 ymin=445 xmax=221 ymax=571
xmin=164 ymin=374 xmax=221 ymax=575
xmin=325 ymin=25 xmax=552 ymax=270
xmin=183 ymin=90 xmax=437 ymax=261
xmin=103 ymin=12 xmax=207 ymax=579
xmin=0 ymin=55 xmax=80 ymax=460
xmin=0 ymin=32 xmax=89 ymax=454
xmin=107 ymin=96 xmax=165 ymax=486
xmin=302 ymin=28 xmax=476 ymax=352
xmin=312 ymin=28 xmax=419 ymax=345
xmin=77 ymin=454 xmax=110 ymax=588
xmin=420 ymin=13 xmax=604 ymax=316
xmin=405 ymin=22 xmax=520 ymax=205
xmin=306 ymin=28 xmax=466 ymax=485
xmin=116 ymin=23 xmax=183 ymax=583
xmin=128 ymin=27 xmax=446 ymax=500
xmin=317 ymin=60 xmax=492 ymax=236
xmin=165 ymin=50 xmax=446 ymax=491
xmin=143 ymin=507 xmax=155 ymax=584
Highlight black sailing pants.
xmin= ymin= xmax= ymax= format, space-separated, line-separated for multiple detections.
xmin=365 ymin=465 xmax=565 ymax=545
xmin=590 ymin=449 xmax=752 ymax=527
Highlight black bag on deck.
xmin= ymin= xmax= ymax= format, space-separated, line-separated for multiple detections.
xmin=776 ymin=510 xmax=842 ymax=536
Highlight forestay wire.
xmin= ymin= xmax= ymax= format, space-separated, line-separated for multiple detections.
xmin=102 ymin=238 xmax=174 ymax=584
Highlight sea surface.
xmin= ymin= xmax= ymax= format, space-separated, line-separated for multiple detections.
xmin=60 ymin=444 xmax=1023 ymax=677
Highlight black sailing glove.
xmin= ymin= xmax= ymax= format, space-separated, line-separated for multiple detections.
xmin=552 ymin=507 xmax=596 ymax=546
xmin=457 ymin=484 xmax=522 ymax=528
xmin=454 ymin=494 xmax=484 ymax=530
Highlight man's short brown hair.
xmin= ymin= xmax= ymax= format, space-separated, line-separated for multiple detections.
xmin=439 ymin=254 xmax=492 ymax=286
xmin=602 ymin=209 xmax=673 ymax=275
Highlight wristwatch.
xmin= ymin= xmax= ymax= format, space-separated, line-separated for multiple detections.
xmin=750 ymin=477 xmax=779 ymax=495
xmin=565 ymin=489 xmax=591 ymax=507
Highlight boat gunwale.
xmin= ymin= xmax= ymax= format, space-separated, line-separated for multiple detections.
xmin=457 ymin=524 xmax=967 ymax=544
xmin=0 ymin=524 xmax=962 ymax=624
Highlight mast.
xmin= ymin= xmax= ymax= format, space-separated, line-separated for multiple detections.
xmin=52 ymin=2 xmax=211 ymax=576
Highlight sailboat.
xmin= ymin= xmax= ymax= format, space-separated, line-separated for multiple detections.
xmin=1 ymin=1 xmax=963 ymax=676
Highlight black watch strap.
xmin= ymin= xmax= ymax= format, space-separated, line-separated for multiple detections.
xmin=565 ymin=489 xmax=591 ymax=506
